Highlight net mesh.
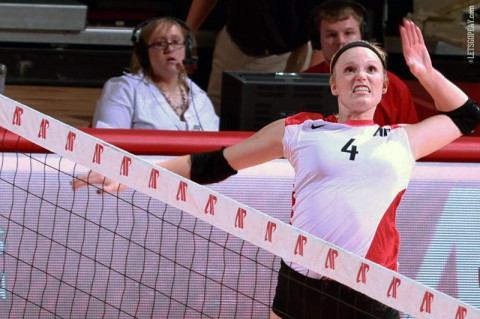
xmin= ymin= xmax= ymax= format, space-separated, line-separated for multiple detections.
xmin=0 ymin=148 xmax=283 ymax=318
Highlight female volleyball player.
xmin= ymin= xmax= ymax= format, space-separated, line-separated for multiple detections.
xmin=73 ymin=19 xmax=480 ymax=318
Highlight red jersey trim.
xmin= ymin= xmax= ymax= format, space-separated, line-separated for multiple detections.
xmin=285 ymin=112 xmax=330 ymax=125
xmin=285 ymin=112 xmax=379 ymax=128
xmin=365 ymin=189 xmax=406 ymax=271
xmin=343 ymin=119 xmax=375 ymax=126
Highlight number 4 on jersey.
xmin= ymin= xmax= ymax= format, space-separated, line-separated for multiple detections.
xmin=341 ymin=138 xmax=358 ymax=161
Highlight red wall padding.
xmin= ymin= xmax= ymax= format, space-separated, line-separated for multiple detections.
xmin=1 ymin=128 xmax=479 ymax=162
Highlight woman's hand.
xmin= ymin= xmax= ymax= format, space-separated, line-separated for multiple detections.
xmin=399 ymin=19 xmax=433 ymax=81
xmin=71 ymin=170 xmax=127 ymax=194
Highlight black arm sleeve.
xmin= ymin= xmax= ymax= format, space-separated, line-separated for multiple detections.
xmin=440 ymin=98 xmax=480 ymax=135
xmin=190 ymin=149 xmax=238 ymax=185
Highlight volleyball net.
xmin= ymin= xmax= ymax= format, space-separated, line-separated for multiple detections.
xmin=0 ymin=93 xmax=479 ymax=318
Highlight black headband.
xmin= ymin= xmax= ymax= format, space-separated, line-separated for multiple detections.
xmin=330 ymin=41 xmax=386 ymax=74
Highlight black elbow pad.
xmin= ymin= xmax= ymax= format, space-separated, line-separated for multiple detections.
xmin=190 ymin=149 xmax=238 ymax=184
xmin=441 ymin=98 xmax=480 ymax=135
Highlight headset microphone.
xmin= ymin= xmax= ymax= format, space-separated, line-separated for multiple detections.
xmin=131 ymin=16 xmax=198 ymax=69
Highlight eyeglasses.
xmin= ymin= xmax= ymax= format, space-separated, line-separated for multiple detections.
xmin=147 ymin=40 xmax=185 ymax=50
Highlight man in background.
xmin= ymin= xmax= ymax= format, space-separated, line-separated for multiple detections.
xmin=186 ymin=0 xmax=324 ymax=114
xmin=304 ymin=0 xmax=419 ymax=125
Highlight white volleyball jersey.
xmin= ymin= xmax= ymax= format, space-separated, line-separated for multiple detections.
xmin=283 ymin=112 xmax=415 ymax=278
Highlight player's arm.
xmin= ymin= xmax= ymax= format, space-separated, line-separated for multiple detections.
xmin=400 ymin=19 xmax=480 ymax=159
xmin=72 ymin=119 xmax=286 ymax=192
xmin=161 ymin=118 xmax=286 ymax=184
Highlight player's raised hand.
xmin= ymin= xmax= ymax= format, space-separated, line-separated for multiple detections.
xmin=399 ymin=19 xmax=433 ymax=81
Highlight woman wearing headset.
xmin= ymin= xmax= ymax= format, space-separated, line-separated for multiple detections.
xmin=92 ymin=17 xmax=219 ymax=131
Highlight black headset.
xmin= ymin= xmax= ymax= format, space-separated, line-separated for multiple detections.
xmin=131 ymin=16 xmax=197 ymax=69
xmin=309 ymin=0 xmax=368 ymax=50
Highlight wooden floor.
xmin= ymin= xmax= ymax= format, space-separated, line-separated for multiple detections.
xmin=3 ymin=85 xmax=102 ymax=128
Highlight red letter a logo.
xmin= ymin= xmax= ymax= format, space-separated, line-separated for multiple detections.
xmin=204 ymin=194 xmax=217 ymax=215
xmin=294 ymin=235 xmax=308 ymax=256
xmin=387 ymin=277 xmax=401 ymax=299
xmin=120 ymin=156 xmax=132 ymax=176
xmin=264 ymin=221 xmax=276 ymax=242
xmin=12 ymin=106 xmax=23 ymax=126
xmin=149 ymin=169 xmax=159 ymax=189
xmin=356 ymin=262 xmax=370 ymax=284
xmin=38 ymin=119 xmax=49 ymax=139
xmin=176 ymin=181 xmax=187 ymax=201
xmin=92 ymin=144 xmax=104 ymax=164
xmin=65 ymin=131 xmax=76 ymax=152
xmin=235 ymin=208 xmax=247 ymax=229
xmin=420 ymin=291 xmax=434 ymax=314
xmin=325 ymin=248 xmax=338 ymax=269
xmin=455 ymin=306 xmax=467 ymax=319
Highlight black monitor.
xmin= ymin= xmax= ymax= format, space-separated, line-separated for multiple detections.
xmin=220 ymin=72 xmax=338 ymax=131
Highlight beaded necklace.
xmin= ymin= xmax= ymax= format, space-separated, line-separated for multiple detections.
xmin=158 ymin=85 xmax=187 ymax=117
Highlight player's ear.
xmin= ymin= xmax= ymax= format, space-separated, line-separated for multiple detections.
xmin=330 ymin=82 xmax=338 ymax=96
xmin=382 ymin=76 xmax=389 ymax=94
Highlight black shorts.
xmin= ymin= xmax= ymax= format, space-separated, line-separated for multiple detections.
xmin=271 ymin=260 xmax=400 ymax=319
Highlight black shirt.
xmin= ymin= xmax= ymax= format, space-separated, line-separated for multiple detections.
xmin=226 ymin=0 xmax=324 ymax=55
